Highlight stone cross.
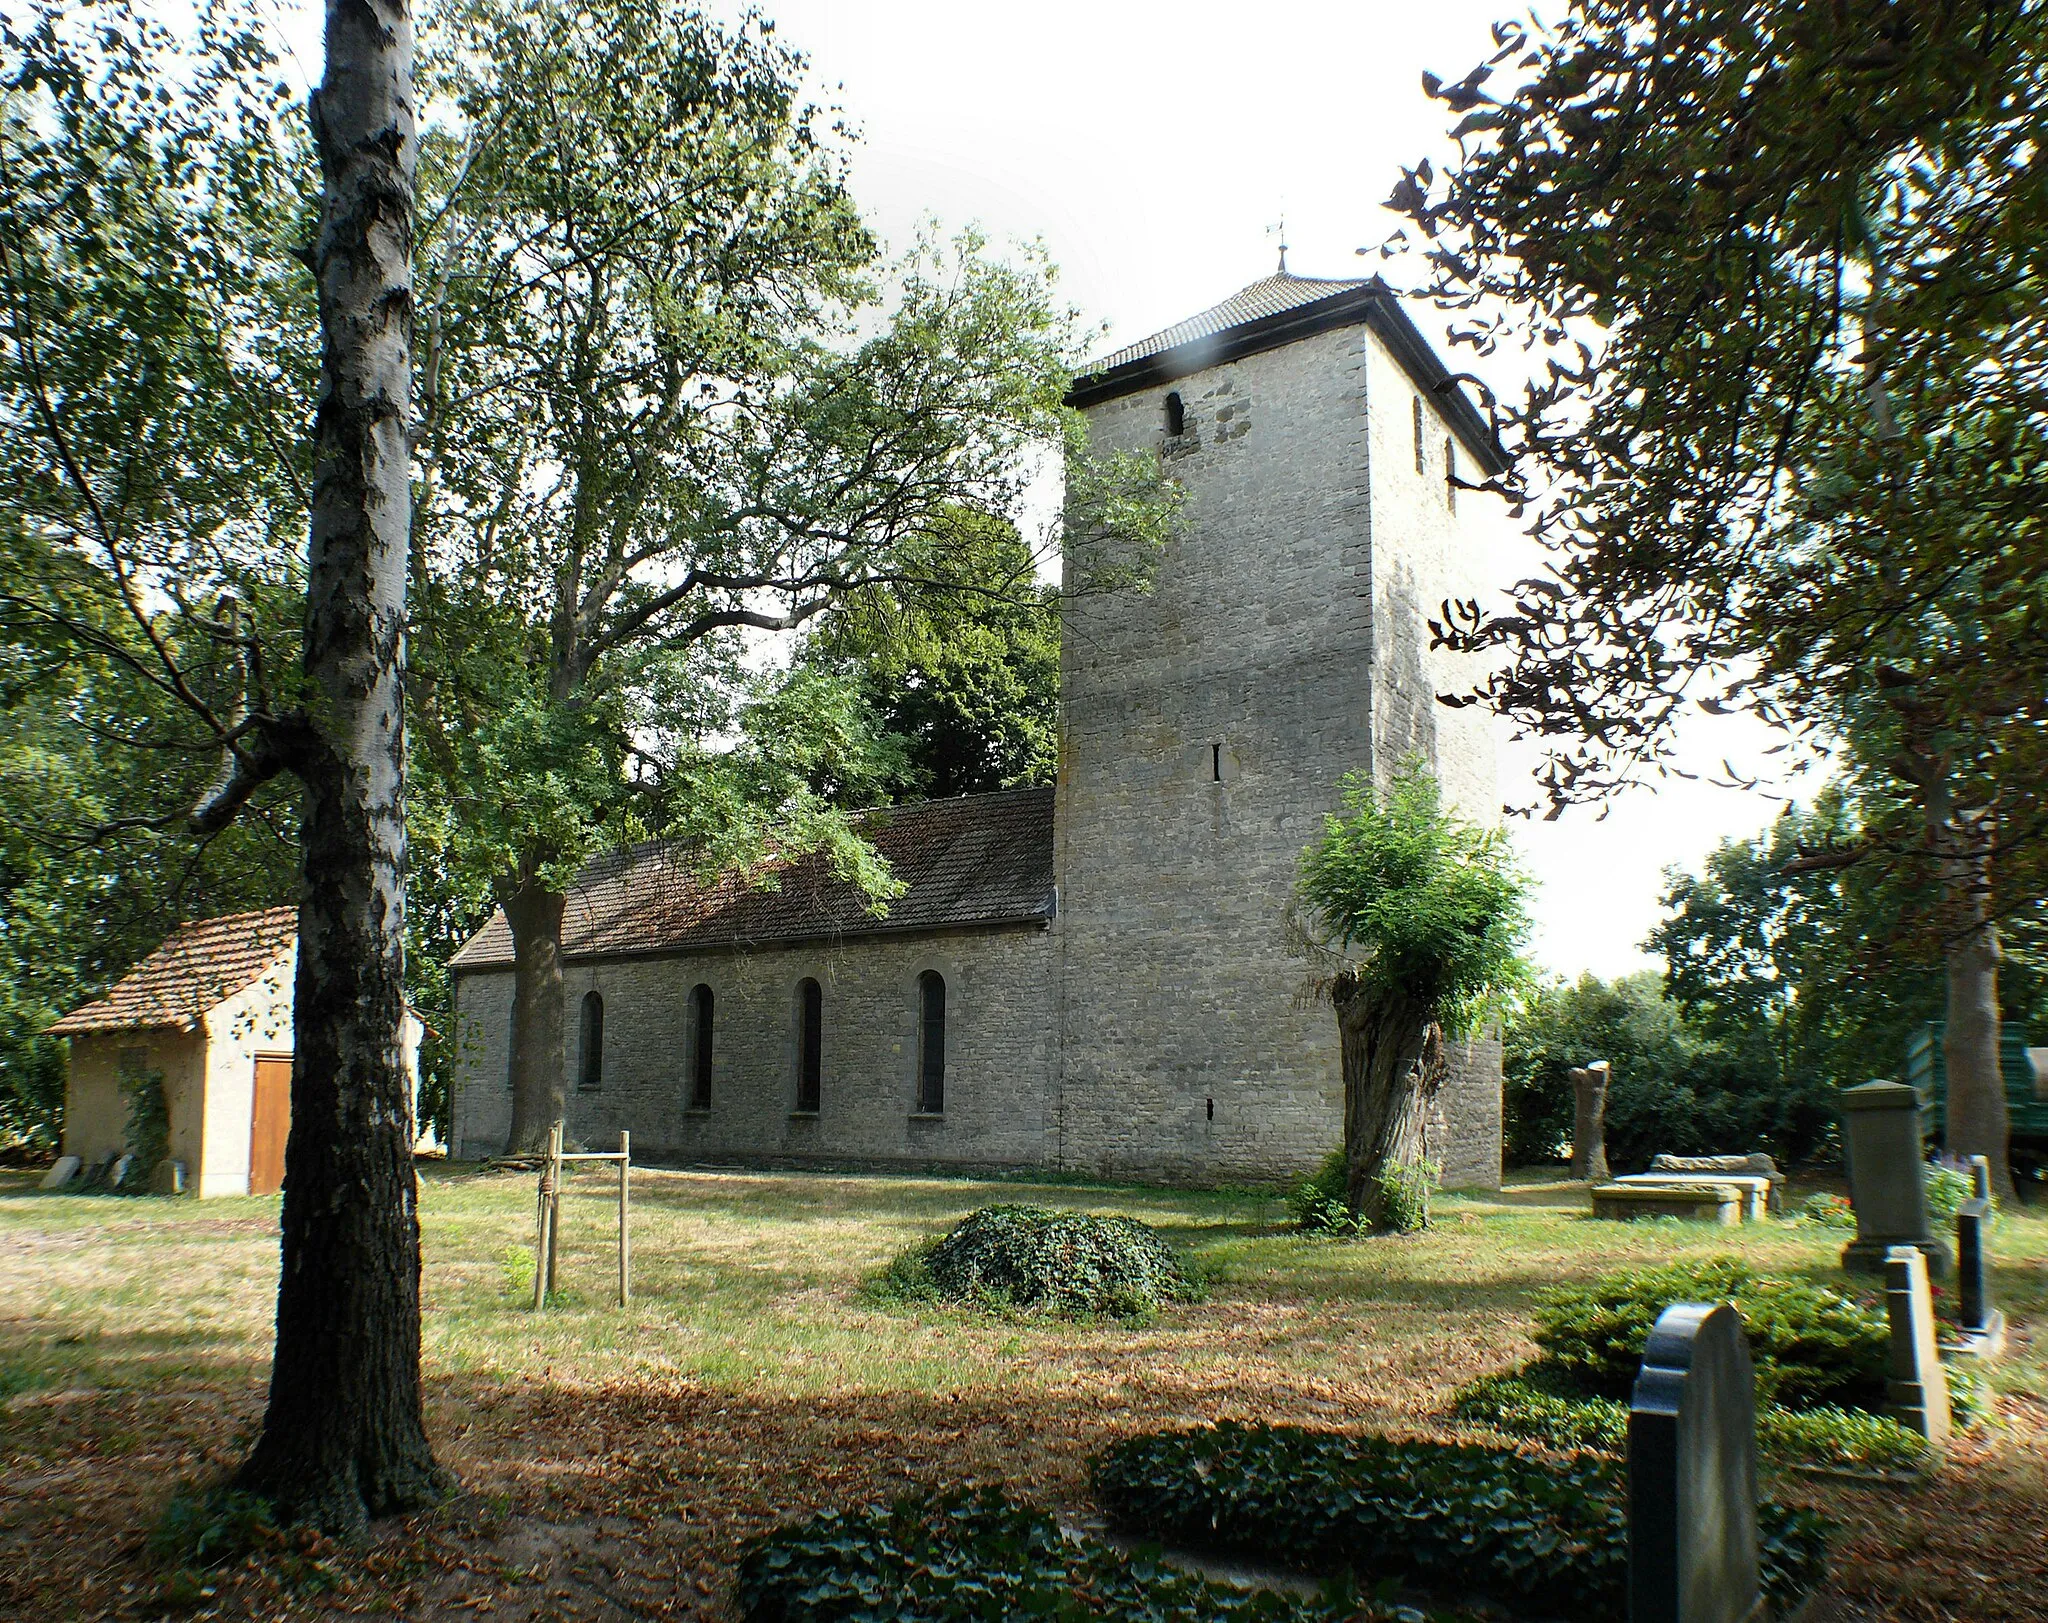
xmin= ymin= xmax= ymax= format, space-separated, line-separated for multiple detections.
xmin=1953 ymin=1197 xmax=2005 ymax=1357
xmin=1569 ymin=1060 xmax=1611 ymax=1183
xmin=1628 ymin=1301 xmax=1759 ymax=1623
xmin=1840 ymin=1080 xmax=1951 ymax=1277
xmin=1883 ymin=1245 xmax=1953 ymax=1442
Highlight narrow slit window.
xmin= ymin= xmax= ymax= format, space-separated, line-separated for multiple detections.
xmin=795 ymin=978 xmax=822 ymax=1113
xmin=1445 ymin=435 xmax=1457 ymax=511
xmin=1412 ymin=396 xmax=1426 ymax=474
xmin=1211 ymin=742 xmax=1222 ymax=782
xmin=577 ymin=991 xmax=604 ymax=1092
xmin=505 ymin=1005 xmax=516 ymax=1091
xmin=1164 ymin=391 xmax=1185 ymax=437
xmin=917 ymin=971 xmax=946 ymax=1115
xmin=688 ymin=983 xmax=714 ymax=1109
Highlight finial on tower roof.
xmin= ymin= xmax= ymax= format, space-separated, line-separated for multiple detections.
xmin=1269 ymin=214 xmax=1288 ymax=275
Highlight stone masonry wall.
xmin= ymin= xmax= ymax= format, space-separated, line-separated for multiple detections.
xmin=450 ymin=923 xmax=1058 ymax=1168
xmin=1364 ymin=337 xmax=1506 ymax=1186
xmin=1059 ymin=319 xmax=1503 ymax=1188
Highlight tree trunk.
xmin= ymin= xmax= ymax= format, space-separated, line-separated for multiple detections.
xmin=235 ymin=0 xmax=450 ymax=1536
xmin=501 ymin=871 xmax=567 ymax=1157
xmin=1333 ymin=971 xmax=1444 ymax=1231
xmin=1569 ymin=1061 xmax=1611 ymax=1183
xmin=1940 ymin=813 xmax=2015 ymax=1201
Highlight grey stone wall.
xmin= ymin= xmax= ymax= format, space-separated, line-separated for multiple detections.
xmin=1058 ymin=320 xmax=1503 ymax=1187
xmin=450 ymin=923 xmax=1058 ymax=1169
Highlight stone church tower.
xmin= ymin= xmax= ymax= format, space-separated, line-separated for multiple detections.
xmin=1056 ymin=269 xmax=1508 ymax=1187
xmin=446 ymin=267 xmax=1508 ymax=1190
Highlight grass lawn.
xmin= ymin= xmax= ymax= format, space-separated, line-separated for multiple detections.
xmin=3 ymin=1162 xmax=2045 ymax=1621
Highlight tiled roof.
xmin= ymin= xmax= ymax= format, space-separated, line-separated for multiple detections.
xmin=1092 ymin=271 xmax=1374 ymax=373
xmin=450 ymin=788 xmax=1056 ymax=970
xmin=48 ymin=906 xmax=296 ymax=1035
xmin=1068 ymin=267 xmax=1510 ymax=476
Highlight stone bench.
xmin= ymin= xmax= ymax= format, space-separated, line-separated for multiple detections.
xmin=1613 ymin=1172 xmax=1772 ymax=1222
xmin=1591 ymin=1181 xmax=1743 ymax=1225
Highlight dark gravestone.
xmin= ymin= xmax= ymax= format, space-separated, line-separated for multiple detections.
xmin=1628 ymin=1302 xmax=1760 ymax=1623
xmin=1953 ymin=1197 xmax=2006 ymax=1357
xmin=1840 ymin=1080 xmax=1950 ymax=1276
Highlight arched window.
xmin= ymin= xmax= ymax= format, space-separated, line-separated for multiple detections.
xmin=917 ymin=971 xmax=946 ymax=1115
xmin=795 ymin=978 xmax=823 ymax=1113
xmin=688 ymin=983 xmax=714 ymax=1110
xmin=577 ymin=991 xmax=604 ymax=1092
xmin=1163 ymin=391 xmax=1185 ymax=437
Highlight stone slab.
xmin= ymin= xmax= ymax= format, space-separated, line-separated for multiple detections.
xmin=1616 ymin=1173 xmax=1771 ymax=1221
xmin=1593 ymin=1182 xmax=1742 ymax=1225
xmin=38 ymin=1155 xmax=81 ymax=1191
xmin=1651 ymin=1153 xmax=1787 ymax=1213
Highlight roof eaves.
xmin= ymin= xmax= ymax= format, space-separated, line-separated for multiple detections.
xmin=1066 ymin=281 xmax=1508 ymax=477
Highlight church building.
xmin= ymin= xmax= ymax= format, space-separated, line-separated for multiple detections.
xmin=448 ymin=268 xmax=1509 ymax=1187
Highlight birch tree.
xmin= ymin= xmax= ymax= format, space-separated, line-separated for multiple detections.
xmin=0 ymin=0 xmax=446 ymax=1529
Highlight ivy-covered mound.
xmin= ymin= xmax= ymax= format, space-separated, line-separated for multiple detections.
xmin=1532 ymin=1256 xmax=1887 ymax=1410
xmin=1452 ymin=1366 xmax=1933 ymax=1475
xmin=735 ymin=1487 xmax=1370 ymax=1623
xmin=1091 ymin=1423 xmax=1831 ymax=1617
xmin=1449 ymin=1255 xmax=1965 ymax=1474
xmin=877 ymin=1204 xmax=1202 ymax=1318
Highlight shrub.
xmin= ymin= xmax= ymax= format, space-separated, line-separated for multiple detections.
xmin=1796 ymin=1192 xmax=1856 ymax=1229
xmin=1287 ymin=1150 xmax=1357 ymax=1235
xmin=119 ymin=1062 xmax=170 ymax=1194
xmin=1452 ymin=1368 xmax=1932 ymax=1474
xmin=1289 ymin=1151 xmax=1438 ymax=1235
xmin=1091 ymin=1422 xmax=1830 ymax=1617
xmin=884 ymin=1205 xmax=1201 ymax=1319
xmin=1924 ymin=1161 xmax=1977 ymax=1221
xmin=1533 ymin=1257 xmax=1888 ymax=1410
xmin=734 ymin=1487 xmax=1365 ymax=1623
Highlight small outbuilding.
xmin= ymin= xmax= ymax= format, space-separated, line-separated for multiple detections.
xmin=47 ymin=906 xmax=423 ymax=1197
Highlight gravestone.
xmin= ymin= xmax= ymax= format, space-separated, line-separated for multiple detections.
xmin=1840 ymin=1080 xmax=1951 ymax=1277
xmin=1883 ymin=1245 xmax=1953 ymax=1442
xmin=1570 ymin=1060 xmax=1611 ymax=1183
xmin=1969 ymin=1154 xmax=1993 ymax=1204
xmin=1628 ymin=1301 xmax=1759 ymax=1623
xmin=108 ymin=1152 xmax=135 ymax=1191
xmin=1952 ymin=1197 xmax=2005 ymax=1357
xmin=39 ymin=1155 xmax=81 ymax=1191
xmin=150 ymin=1158 xmax=187 ymax=1197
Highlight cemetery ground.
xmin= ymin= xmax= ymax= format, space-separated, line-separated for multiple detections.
xmin=3 ymin=1167 xmax=2046 ymax=1623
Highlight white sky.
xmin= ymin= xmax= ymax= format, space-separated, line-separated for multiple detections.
xmin=262 ymin=0 xmax=1823 ymax=979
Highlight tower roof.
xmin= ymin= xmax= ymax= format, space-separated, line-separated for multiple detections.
xmin=1067 ymin=270 xmax=1508 ymax=475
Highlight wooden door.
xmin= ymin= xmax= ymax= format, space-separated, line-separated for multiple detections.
xmin=249 ymin=1056 xmax=292 ymax=1196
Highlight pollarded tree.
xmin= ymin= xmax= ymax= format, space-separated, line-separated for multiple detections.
xmin=1386 ymin=0 xmax=2048 ymax=1197
xmin=1290 ymin=764 xmax=1532 ymax=1230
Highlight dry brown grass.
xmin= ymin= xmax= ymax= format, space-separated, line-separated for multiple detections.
xmin=3 ymin=1163 xmax=2044 ymax=1620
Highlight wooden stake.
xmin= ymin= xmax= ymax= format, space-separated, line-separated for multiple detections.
xmin=546 ymin=1122 xmax=563 ymax=1296
xmin=532 ymin=1122 xmax=559 ymax=1312
xmin=618 ymin=1130 xmax=631 ymax=1306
